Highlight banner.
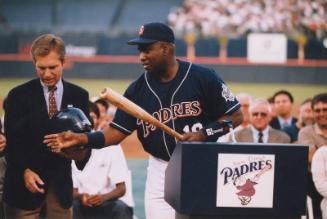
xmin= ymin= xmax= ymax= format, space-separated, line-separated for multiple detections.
xmin=247 ymin=33 xmax=287 ymax=63
xmin=216 ymin=153 xmax=275 ymax=208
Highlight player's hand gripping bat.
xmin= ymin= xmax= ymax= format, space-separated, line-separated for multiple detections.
xmin=100 ymin=87 xmax=184 ymax=141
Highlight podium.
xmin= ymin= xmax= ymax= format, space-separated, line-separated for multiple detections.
xmin=165 ymin=142 xmax=308 ymax=219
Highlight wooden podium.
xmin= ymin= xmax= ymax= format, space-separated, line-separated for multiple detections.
xmin=165 ymin=142 xmax=308 ymax=219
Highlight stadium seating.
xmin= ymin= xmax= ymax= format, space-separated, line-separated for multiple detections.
xmin=0 ymin=0 xmax=326 ymax=59
xmin=2 ymin=0 xmax=52 ymax=31
xmin=116 ymin=0 xmax=182 ymax=32
xmin=97 ymin=35 xmax=138 ymax=55
xmin=56 ymin=0 xmax=120 ymax=32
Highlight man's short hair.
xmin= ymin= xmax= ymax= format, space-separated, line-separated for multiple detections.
xmin=267 ymin=96 xmax=274 ymax=104
xmin=249 ymin=98 xmax=272 ymax=113
xmin=301 ymin=98 xmax=312 ymax=106
xmin=272 ymin=90 xmax=294 ymax=103
xmin=311 ymin=93 xmax=327 ymax=109
xmin=31 ymin=34 xmax=66 ymax=63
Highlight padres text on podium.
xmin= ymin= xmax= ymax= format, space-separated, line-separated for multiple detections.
xmin=165 ymin=142 xmax=308 ymax=219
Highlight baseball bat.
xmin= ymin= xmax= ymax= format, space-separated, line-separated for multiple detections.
xmin=100 ymin=87 xmax=184 ymax=140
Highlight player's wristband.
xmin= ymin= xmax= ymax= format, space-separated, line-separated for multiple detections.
xmin=202 ymin=120 xmax=232 ymax=141
xmin=85 ymin=131 xmax=105 ymax=149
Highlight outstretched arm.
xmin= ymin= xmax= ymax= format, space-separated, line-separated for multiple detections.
xmin=44 ymin=126 xmax=127 ymax=152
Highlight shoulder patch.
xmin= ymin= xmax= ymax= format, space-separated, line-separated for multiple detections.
xmin=221 ymin=84 xmax=235 ymax=102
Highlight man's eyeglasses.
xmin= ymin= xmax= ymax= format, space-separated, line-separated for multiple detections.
xmin=314 ymin=108 xmax=327 ymax=113
xmin=252 ymin=112 xmax=268 ymax=117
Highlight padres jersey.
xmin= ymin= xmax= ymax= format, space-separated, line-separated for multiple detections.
xmin=110 ymin=60 xmax=240 ymax=161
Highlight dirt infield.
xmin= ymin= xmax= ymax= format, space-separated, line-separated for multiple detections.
xmin=121 ymin=131 xmax=149 ymax=159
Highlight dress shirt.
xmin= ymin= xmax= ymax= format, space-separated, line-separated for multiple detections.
xmin=40 ymin=79 xmax=63 ymax=113
xmin=277 ymin=116 xmax=293 ymax=129
xmin=250 ymin=125 xmax=269 ymax=143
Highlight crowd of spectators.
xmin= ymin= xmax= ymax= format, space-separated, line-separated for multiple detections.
xmin=168 ymin=0 xmax=327 ymax=39
xmin=218 ymin=91 xmax=327 ymax=218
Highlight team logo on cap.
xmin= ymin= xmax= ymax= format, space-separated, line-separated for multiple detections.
xmin=139 ymin=25 xmax=144 ymax=36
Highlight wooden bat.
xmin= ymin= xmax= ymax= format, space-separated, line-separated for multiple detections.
xmin=100 ymin=87 xmax=184 ymax=140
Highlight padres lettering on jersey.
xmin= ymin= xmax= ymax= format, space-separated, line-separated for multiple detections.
xmin=110 ymin=60 xmax=240 ymax=161
xmin=137 ymin=101 xmax=202 ymax=138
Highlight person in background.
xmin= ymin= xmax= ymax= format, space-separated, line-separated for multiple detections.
xmin=88 ymin=101 xmax=101 ymax=131
xmin=270 ymin=90 xmax=297 ymax=130
xmin=267 ymin=96 xmax=277 ymax=119
xmin=3 ymin=34 xmax=90 ymax=219
xmin=282 ymin=98 xmax=314 ymax=143
xmin=72 ymin=101 xmax=133 ymax=219
xmin=231 ymin=98 xmax=290 ymax=143
xmin=298 ymin=93 xmax=327 ymax=219
xmin=218 ymin=93 xmax=252 ymax=142
xmin=95 ymin=98 xmax=111 ymax=130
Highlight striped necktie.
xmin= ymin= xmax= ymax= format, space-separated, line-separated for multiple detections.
xmin=48 ymin=86 xmax=58 ymax=118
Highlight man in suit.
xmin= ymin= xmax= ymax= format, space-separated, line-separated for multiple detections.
xmin=3 ymin=34 xmax=90 ymax=219
xmin=269 ymin=90 xmax=297 ymax=130
xmin=232 ymin=98 xmax=290 ymax=143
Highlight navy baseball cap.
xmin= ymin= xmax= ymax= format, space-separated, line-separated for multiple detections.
xmin=127 ymin=22 xmax=175 ymax=45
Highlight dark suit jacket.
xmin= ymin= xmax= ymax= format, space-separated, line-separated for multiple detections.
xmin=233 ymin=127 xmax=291 ymax=143
xmin=269 ymin=116 xmax=297 ymax=130
xmin=3 ymin=78 xmax=89 ymax=210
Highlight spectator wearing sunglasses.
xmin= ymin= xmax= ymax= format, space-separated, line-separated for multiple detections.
xmin=230 ymin=98 xmax=290 ymax=143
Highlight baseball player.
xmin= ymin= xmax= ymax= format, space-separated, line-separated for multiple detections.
xmin=45 ymin=22 xmax=243 ymax=219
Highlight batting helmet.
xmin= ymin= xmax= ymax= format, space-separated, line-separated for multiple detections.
xmin=50 ymin=105 xmax=92 ymax=133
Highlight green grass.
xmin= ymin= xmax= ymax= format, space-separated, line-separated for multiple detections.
xmin=0 ymin=77 xmax=326 ymax=116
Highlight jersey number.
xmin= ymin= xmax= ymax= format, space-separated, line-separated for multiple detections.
xmin=183 ymin=123 xmax=203 ymax=133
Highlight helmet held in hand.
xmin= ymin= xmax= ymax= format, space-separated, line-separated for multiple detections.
xmin=51 ymin=105 xmax=92 ymax=133
xmin=49 ymin=106 xmax=92 ymax=161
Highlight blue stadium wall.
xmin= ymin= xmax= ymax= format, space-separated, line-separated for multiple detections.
xmin=0 ymin=59 xmax=326 ymax=84
xmin=0 ymin=33 xmax=326 ymax=84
